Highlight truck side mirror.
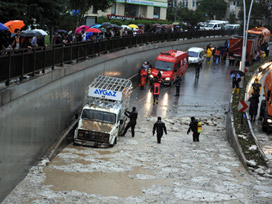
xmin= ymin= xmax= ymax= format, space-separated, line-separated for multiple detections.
xmin=75 ymin=113 xmax=79 ymax=120
xmin=120 ymin=119 xmax=123 ymax=125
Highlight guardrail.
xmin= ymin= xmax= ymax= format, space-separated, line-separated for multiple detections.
xmin=0 ymin=29 xmax=241 ymax=85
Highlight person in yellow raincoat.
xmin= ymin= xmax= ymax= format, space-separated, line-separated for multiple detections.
xmin=206 ymin=46 xmax=213 ymax=64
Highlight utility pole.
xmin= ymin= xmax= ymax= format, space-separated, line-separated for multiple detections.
xmin=240 ymin=0 xmax=254 ymax=87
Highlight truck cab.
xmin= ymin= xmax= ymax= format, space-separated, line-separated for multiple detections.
xmin=74 ymin=75 xmax=132 ymax=147
xmin=149 ymin=50 xmax=188 ymax=85
xmin=260 ymin=71 xmax=272 ymax=132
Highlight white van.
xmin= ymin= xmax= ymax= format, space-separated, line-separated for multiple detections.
xmin=188 ymin=47 xmax=205 ymax=65
xmin=203 ymin=23 xmax=224 ymax=30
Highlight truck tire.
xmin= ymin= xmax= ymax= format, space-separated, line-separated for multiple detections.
xmin=259 ymin=100 xmax=266 ymax=119
xmin=262 ymin=124 xmax=267 ymax=132
xmin=114 ymin=137 xmax=117 ymax=145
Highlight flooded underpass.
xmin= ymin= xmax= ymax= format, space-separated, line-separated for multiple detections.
xmin=3 ymin=61 xmax=272 ymax=203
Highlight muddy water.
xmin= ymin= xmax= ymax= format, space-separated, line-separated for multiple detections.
xmin=44 ymin=167 xmax=171 ymax=197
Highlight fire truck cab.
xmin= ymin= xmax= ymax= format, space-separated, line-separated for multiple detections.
xmin=149 ymin=50 xmax=188 ymax=85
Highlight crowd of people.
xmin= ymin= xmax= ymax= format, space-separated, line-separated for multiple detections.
xmin=0 ymin=23 xmax=185 ymax=53
xmin=0 ymin=28 xmax=46 ymax=52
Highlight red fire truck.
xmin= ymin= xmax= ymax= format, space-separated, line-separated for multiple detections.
xmin=228 ymin=36 xmax=258 ymax=65
xmin=149 ymin=50 xmax=188 ymax=85
xmin=228 ymin=27 xmax=270 ymax=65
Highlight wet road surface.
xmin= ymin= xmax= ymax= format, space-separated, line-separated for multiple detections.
xmin=3 ymin=60 xmax=272 ymax=203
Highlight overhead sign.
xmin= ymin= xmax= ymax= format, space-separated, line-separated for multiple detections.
xmin=238 ymin=101 xmax=249 ymax=112
xmin=116 ymin=0 xmax=168 ymax=8
xmin=88 ymin=87 xmax=122 ymax=101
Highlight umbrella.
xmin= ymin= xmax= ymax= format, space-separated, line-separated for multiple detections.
xmin=137 ymin=24 xmax=145 ymax=27
xmin=90 ymin=24 xmax=102 ymax=28
xmin=172 ymin=22 xmax=180 ymax=25
xmin=0 ymin=23 xmax=9 ymax=31
xmin=128 ymin=24 xmax=138 ymax=29
xmin=152 ymin=23 xmax=160 ymax=27
xmin=86 ymin=32 xmax=93 ymax=40
xmin=111 ymin=24 xmax=122 ymax=29
xmin=75 ymin=25 xmax=89 ymax=33
xmin=86 ymin=28 xmax=102 ymax=33
xmin=56 ymin=29 xmax=67 ymax=33
xmin=101 ymin=22 xmax=112 ymax=27
xmin=4 ymin=20 xmax=25 ymax=33
xmin=20 ymin=30 xmax=38 ymax=37
xmin=32 ymin=29 xmax=48 ymax=36
xmin=230 ymin=70 xmax=245 ymax=77
xmin=121 ymin=25 xmax=132 ymax=30
xmin=161 ymin=24 xmax=169 ymax=28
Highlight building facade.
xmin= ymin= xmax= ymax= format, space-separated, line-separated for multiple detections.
xmin=87 ymin=0 xmax=168 ymax=20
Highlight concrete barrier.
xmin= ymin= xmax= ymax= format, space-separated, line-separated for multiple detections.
xmin=0 ymin=37 xmax=228 ymax=201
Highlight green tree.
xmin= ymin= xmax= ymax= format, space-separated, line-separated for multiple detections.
xmin=174 ymin=4 xmax=206 ymax=27
xmin=197 ymin=0 xmax=227 ymax=20
xmin=238 ymin=0 xmax=271 ymax=27
xmin=228 ymin=12 xmax=237 ymax=24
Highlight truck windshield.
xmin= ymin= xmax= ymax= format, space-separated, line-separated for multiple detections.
xmin=188 ymin=51 xmax=199 ymax=57
xmin=81 ymin=109 xmax=116 ymax=124
xmin=207 ymin=24 xmax=214 ymax=28
xmin=154 ymin=60 xmax=174 ymax=71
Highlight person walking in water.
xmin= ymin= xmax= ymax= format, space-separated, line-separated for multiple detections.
xmin=122 ymin=107 xmax=138 ymax=137
xmin=174 ymin=75 xmax=181 ymax=96
xmin=187 ymin=117 xmax=201 ymax=142
xmin=153 ymin=117 xmax=167 ymax=144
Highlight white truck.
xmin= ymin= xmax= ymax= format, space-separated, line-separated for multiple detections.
xmin=74 ymin=75 xmax=133 ymax=147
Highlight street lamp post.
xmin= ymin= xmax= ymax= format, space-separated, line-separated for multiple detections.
xmin=240 ymin=0 xmax=254 ymax=87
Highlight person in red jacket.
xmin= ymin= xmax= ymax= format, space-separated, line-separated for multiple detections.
xmin=138 ymin=66 xmax=148 ymax=90
xmin=151 ymin=78 xmax=161 ymax=105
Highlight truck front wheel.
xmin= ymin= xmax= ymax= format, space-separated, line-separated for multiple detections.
xmin=262 ymin=124 xmax=267 ymax=132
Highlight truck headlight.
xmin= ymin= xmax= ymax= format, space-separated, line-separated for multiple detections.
xmin=165 ymin=77 xmax=170 ymax=80
xmin=267 ymin=119 xmax=272 ymax=123
xmin=150 ymin=75 xmax=154 ymax=78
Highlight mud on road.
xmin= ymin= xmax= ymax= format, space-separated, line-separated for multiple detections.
xmin=3 ymin=112 xmax=272 ymax=204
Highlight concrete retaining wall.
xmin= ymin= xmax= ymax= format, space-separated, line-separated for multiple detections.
xmin=0 ymin=37 xmax=228 ymax=201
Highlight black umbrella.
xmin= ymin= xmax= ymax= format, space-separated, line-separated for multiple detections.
xmin=230 ymin=70 xmax=245 ymax=77
xmin=56 ymin=29 xmax=67 ymax=33
xmin=112 ymin=24 xmax=122 ymax=29
xmin=20 ymin=30 xmax=38 ymax=37
xmin=101 ymin=22 xmax=112 ymax=27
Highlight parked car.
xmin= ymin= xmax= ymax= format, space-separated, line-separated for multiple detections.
xmin=188 ymin=47 xmax=205 ymax=65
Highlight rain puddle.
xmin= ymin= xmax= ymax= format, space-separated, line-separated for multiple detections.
xmin=43 ymin=167 xmax=171 ymax=197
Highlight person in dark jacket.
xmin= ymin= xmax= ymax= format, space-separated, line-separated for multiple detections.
xmin=187 ymin=117 xmax=200 ymax=142
xmin=249 ymin=93 xmax=259 ymax=122
xmin=174 ymin=75 xmax=181 ymax=96
xmin=122 ymin=107 xmax=138 ymax=137
xmin=153 ymin=117 xmax=167 ymax=143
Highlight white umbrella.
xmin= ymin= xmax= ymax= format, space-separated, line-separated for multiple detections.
xmin=121 ymin=25 xmax=132 ymax=30
xmin=32 ymin=29 xmax=48 ymax=36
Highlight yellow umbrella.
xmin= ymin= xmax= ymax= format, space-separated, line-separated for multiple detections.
xmin=128 ymin=24 xmax=138 ymax=29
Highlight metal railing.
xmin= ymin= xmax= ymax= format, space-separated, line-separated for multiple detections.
xmin=0 ymin=29 xmax=240 ymax=85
